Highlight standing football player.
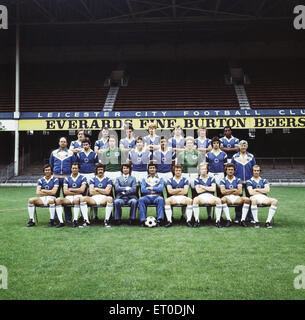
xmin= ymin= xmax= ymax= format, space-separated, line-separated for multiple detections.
xmin=168 ymin=124 xmax=185 ymax=155
xmin=220 ymin=126 xmax=240 ymax=162
xmin=26 ymin=164 xmax=59 ymax=227
xmin=176 ymin=136 xmax=203 ymax=189
xmin=119 ymin=125 xmax=136 ymax=163
xmin=128 ymin=136 xmax=151 ymax=184
xmin=245 ymin=165 xmax=278 ymax=229
xmin=195 ymin=126 xmax=212 ymax=155
xmin=69 ymin=130 xmax=85 ymax=154
xmin=94 ymin=127 xmax=110 ymax=156
xmin=153 ymin=136 xmax=176 ymax=183
xmin=101 ymin=135 xmax=122 ymax=183
xmin=144 ymin=123 xmax=160 ymax=153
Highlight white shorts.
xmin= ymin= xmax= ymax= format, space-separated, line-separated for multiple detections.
xmin=80 ymin=173 xmax=95 ymax=182
xmin=169 ymin=195 xmax=189 ymax=205
xmin=182 ymin=173 xmax=198 ymax=188
xmin=209 ymin=172 xmax=224 ymax=185
xmin=157 ymin=172 xmax=173 ymax=183
xmin=132 ymin=171 xmax=147 ymax=184
xmin=251 ymin=194 xmax=269 ymax=205
xmin=91 ymin=194 xmax=108 ymax=205
xmin=39 ymin=196 xmax=55 ymax=206
xmin=65 ymin=194 xmax=82 ymax=204
xmin=197 ymin=193 xmax=215 ymax=204
xmin=224 ymin=195 xmax=240 ymax=204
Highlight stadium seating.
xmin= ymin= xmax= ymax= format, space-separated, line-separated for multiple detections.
xmin=114 ymin=61 xmax=239 ymax=111
xmin=243 ymin=60 xmax=305 ymax=109
xmin=0 ymin=65 xmax=15 ymax=113
xmin=19 ymin=63 xmax=113 ymax=112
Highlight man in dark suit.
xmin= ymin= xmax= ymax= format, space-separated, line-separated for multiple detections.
xmin=114 ymin=164 xmax=138 ymax=225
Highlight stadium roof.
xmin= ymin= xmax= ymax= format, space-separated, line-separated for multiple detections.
xmin=4 ymin=0 xmax=298 ymax=25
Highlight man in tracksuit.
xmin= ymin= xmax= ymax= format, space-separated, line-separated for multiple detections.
xmin=138 ymin=163 xmax=164 ymax=227
xmin=231 ymin=140 xmax=256 ymax=223
xmin=49 ymin=136 xmax=76 ymax=222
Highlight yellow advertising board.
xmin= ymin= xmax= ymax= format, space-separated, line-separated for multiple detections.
xmin=18 ymin=116 xmax=305 ymax=131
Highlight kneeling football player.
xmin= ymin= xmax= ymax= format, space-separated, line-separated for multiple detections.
xmin=219 ymin=163 xmax=251 ymax=228
xmin=55 ymin=162 xmax=88 ymax=228
xmin=164 ymin=164 xmax=193 ymax=228
xmin=192 ymin=162 xmax=222 ymax=228
xmin=79 ymin=163 xmax=113 ymax=228
xmin=246 ymin=165 xmax=278 ymax=229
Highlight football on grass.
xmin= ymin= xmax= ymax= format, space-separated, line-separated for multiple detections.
xmin=145 ymin=216 xmax=157 ymax=228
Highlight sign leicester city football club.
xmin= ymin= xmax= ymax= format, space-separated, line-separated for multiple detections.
xmin=0 ymin=109 xmax=305 ymax=131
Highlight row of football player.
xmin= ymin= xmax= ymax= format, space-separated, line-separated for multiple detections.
xmin=70 ymin=124 xmax=239 ymax=159
xmin=50 ymin=128 xmax=252 ymax=189
xmin=26 ymin=161 xmax=278 ymax=229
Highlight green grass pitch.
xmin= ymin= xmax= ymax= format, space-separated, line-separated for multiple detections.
xmin=0 ymin=186 xmax=305 ymax=300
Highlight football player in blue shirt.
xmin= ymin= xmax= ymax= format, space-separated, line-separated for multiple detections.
xmin=69 ymin=130 xmax=85 ymax=154
xmin=153 ymin=136 xmax=176 ymax=183
xmin=193 ymin=162 xmax=222 ymax=228
xmin=246 ymin=165 xmax=278 ymax=229
xmin=144 ymin=123 xmax=160 ymax=152
xmin=219 ymin=163 xmax=251 ymax=228
xmin=94 ymin=127 xmax=110 ymax=156
xmin=55 ymin=162 xmax=88 ymax=228
xmin=195 ymin=126 xmax=212 ymax=155
xmin=206 ymin=136 xmax=228 ymax=186
xmin=164 ymin=164 xmax=193 ymax=228
xmin=220 ymin=126 xmax=240 ymax=162
xmin=77 ymin=137 xmax=99 ymax=182
xmin=79 ymin=163 xmax=113 ymax=228
xmin=128 ymin=136 xmax=152 ymax=184
xmin=168 ymin=124 xmax=185 ymax=155
xmin=119 ymin=125 xmax=136 ymax=155
xmin=138 ymin=163 xmax=165 ymax=227
xmin=27 ymin=164 xmax=59 ymax=227
xmin=231 ymin=140 xmax=256 ymax=223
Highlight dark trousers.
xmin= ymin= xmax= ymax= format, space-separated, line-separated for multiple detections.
xmin=235 ymin=183 xmax=254 ymax=222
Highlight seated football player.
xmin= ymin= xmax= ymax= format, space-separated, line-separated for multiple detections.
xmin=79 ymin=163 xmax=113 ymax=228
xmin=246 ymin=165 xmax=278 ymax=229
xmin=164 ymin=164 xmax=193 ymax=228
xmin=138 ymin=163 xmax=165 ymax=227
xmin=114 ymin=164 xmax=138 ymax=226
xmin=55 ymin=162 xmax=88 ymax=228
xmin=27 ymin=164 xmax=59 ymax=227
xmin=219 ymin=163 xmax=251 ymax=228
xmin=192 ymin=162 xmax=222 ymax=228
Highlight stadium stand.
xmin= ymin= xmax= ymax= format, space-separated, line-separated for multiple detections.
xmin=243 ymin=60 xmax=305 ymax=109
xmin=0 ymin=64 xmax=15 ymax=113
xmin=19 ymin=63 xmax=113 ymax=112
xmin=113 ymin=61 xmax=239 ymax=111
